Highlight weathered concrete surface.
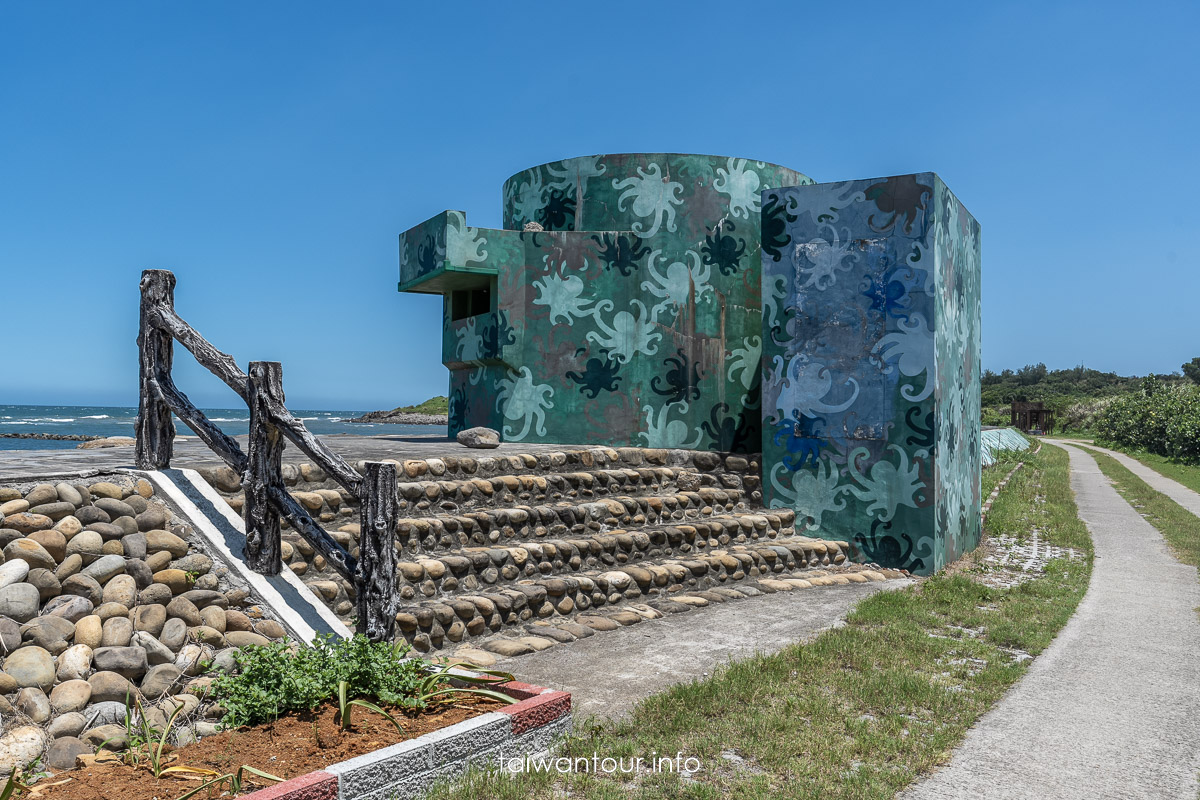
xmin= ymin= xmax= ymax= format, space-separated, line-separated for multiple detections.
xmin=904 ymin=442 xmax=1200 ymax=800
xmin=491 ymin=580 xmax=912 ymax=721
xmin=0 ymin=434 xmax=574 ymax=481
xmin=1066 ymin=440 xmax=1200 ymax=518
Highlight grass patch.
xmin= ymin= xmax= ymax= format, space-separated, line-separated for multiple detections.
xmin=981 ymin=445 xmax=1025 ymax=499
xmin=1090 ymin=451 xmax=1200 ymax=571
xmin=424 ymin=446 xmax=1092 ymax=800
xmin=383 ymin=396 xmax=448 ymax=415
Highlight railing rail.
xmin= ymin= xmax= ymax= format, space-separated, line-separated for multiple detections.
xmin=134 ymin=269 xmax=396 ymax=641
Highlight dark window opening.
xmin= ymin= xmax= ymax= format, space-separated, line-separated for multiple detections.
xmin=451 ymin=284 xmax=492 ymax=321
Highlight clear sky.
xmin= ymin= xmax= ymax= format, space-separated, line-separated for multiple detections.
xmin=1 ymin=1 xmax=1196 ymax=410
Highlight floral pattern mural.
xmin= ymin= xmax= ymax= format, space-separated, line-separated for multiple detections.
xmin=761 ymin=174 xmax=982 ymax=574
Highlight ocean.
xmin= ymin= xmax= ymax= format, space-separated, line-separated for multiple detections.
xmin=0 ymin=405 xmax=446 ymax=450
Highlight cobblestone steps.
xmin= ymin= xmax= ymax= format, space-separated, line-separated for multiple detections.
xmin=393 ymin=558 xmax=905 ymax=655
xmin=392 ymin=510 xmax=847 ymax=598
xmin=394 ymin=465 xmax=730 ymax=516
xmin=395 ymin=488 xmax=749 ymax=551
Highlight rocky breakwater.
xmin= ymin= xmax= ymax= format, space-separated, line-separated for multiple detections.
xmin=347 ymin=409 xmax=447 ymax=425
xmin=0 ymin=476 xmax=287 ymax=774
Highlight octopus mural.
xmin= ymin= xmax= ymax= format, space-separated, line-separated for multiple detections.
xmin=397 ymin=158 xmax=981 ymax=575
xmin=761 ymin=173 xmax=981 ymax=574
xmin=400 ymin=153 xmax=810 ymax=454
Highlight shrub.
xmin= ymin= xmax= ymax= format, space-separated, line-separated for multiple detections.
xmin=210 ymin=635 xmax=427 ymax=728
xmin=1095 ymin=378 xmax=1200 ymax=463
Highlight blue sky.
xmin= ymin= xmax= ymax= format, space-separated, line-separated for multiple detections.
xmin=1 ymin=1 xmax=1196 ymax=410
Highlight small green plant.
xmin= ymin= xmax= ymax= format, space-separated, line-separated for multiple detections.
xmin=337 ymin=679 xmax=404 ymax=733
xmin=210 ymin=634 xmax=428 ymax=728
xmin=102 ymin=693 xmax=204 ymax=780
xmin=416 ymin=661 xmax=519 ymax=706
xmin=209 ymin=635 xmax=518 ymax=730
xmin=175 ymin=765 xmax=283 ymax=800
xmin=1 ymin=767 xmax=22 ymax=800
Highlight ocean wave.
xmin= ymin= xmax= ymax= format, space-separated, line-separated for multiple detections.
xmin=329 ymin=417 xmax=343 ymax=422
xmin=208 ymin=418 xmax=249 ymax=423
xmin=81 ymin=415 xmax=110 ymax=419
xmin=3 ymin=417 xmax=77 ymax=423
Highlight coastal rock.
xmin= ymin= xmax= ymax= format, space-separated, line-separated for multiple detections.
xmin=47 ymin=737 xmax=92 ymax=770
xmin=2 ymin=513 xmax=53 ymax=535
xmin=28 ymin=529 xmax=67 ymax=561
xmin=0 ymin=559 xmax=30 ymax=590
xmin=20 ymin=615 xmax=75 ymax=652
xmin=93 ymin=646 xmax=148 ymax=679
xmin=24 ymin=485 xmax=58 ymax=507
xmin=0 ymin=583 xmax=40 ymax=623
xmin=56 ymin=644 xmax=93 ymax=681
xmin=15 ymin=687 xmax=52 ymax=723
xmin=65 ymin=531 xmax=104 ymax=562
xmin=61 ymin=574 xmax=103 ymax=605
xmin=3 ymin=645 xmax=55 ymax=689
xmin=73 ymin=615 xmax=103 ymax=649
xmin=457 ymin=427 xmax=501 ymax=449
xmin=3 ymin=538 xmax=56 ymax=570
xmin=87 ymin=671 xmax=135 ymax=704
xmin=0 ymin=726 xmax=48 ymax=773
xmin=50 ymin=680 xmax=93 ymax=713
xmin=81 ymin=554 xmax=126 ymax=584
xmin=47 ymin=712 xmax=87 ymax=739
xmin=77 ymin=437 xmax=135 ymax=449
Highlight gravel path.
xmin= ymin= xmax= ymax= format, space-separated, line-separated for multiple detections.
xmin=903 ymin=441 xmax=1200 ymax=800
xmin=1063 ymin=440 xmax=1200 ymax=518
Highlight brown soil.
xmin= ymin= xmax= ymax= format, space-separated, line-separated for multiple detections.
xmin=35 ymin=694 xmax=504 ymax=800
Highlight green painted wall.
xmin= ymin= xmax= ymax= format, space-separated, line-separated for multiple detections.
xmin=399 ymin=154 xmax=810 ymax=451
xmin=760 ymin=174 xmax=982 ymax=573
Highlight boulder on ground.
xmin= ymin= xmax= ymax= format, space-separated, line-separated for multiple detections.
xmin=456 ymin=427 xmax=501 ymax=449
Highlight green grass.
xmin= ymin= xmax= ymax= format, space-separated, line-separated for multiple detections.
xmin=981 ymin=445 xmax=1025 ymax=499
xmin=1097 ymin=447 xmax=1200 ymax=497
xmin=384 ymin=396 xmax=448 ymax=415
xmin=1090 ymin=451 xmax=1200 ymax=571
xmin=424 ymin=446 xmax=1092 ymax=800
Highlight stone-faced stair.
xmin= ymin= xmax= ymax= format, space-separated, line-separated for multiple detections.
xmin=197 ymin=446 xmax=907 ymax=659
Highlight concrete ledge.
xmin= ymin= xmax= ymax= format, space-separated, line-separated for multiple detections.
xmin=240 ymin=678 xmax=570 ymax=800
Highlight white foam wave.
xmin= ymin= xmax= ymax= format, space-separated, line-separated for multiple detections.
xmin=208 ymin=418 xmax=249 ymax=423
xmin=81 ymin=415 xmax=110 ymax=419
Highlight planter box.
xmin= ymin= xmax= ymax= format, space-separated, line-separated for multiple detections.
xmin=241 ymin=680 xmax=570 ymax=800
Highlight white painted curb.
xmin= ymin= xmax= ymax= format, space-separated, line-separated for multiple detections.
xmin=132 ymin=467 xmax=352 ymax=643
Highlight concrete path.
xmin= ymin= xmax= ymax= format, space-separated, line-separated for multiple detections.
xmin=492 ymin=579 xmax=911 ymax=720
xmin=904 ymin=441 xmax=1200 ymax=800
xmin=1062 ymin=440 xmax=1200 ymax=518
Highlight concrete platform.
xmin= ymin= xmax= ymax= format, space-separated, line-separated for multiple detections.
xmin=0 ymin=433 xmax=578 ymax=480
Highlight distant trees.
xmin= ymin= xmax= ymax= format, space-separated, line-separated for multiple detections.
xmin=1183 ymin=357 xmax=1200 ymax=384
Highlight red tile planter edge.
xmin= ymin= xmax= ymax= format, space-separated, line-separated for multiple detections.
xmin=239 ymin=680 xmax=570 ymax=799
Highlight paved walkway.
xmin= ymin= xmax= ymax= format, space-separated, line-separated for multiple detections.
xmin=492 ymin=580 xmax=911 ymax=720
xmin=904 ymin=441 xmax=1200 ymax=800
xmin=1065 ymin=440 xmax=1200 ymax=517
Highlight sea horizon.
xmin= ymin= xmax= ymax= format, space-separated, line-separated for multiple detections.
xmin=0 ymin=403 xmax=447 ymax=450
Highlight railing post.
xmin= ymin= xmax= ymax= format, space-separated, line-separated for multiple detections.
xmin=357 ymin=462 xmax=398 ymax=642
xmin=244 ymin=361 xmax=284 ymax=575
xmin=135 ymin=269 xmax=176 ymax=469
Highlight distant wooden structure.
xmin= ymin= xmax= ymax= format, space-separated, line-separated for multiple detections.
xmin=1011 ymin=401 xmax=1054 ymax=434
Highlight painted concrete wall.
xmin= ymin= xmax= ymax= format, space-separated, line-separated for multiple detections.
xmin=760 ymin=174 xmax=981 ymax=574
xmin=399 ymin=154 xmax=810 ymax=451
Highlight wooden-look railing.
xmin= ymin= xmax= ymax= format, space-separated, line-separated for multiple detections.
xmin=134 ymin=269 xmax=396 ymax=641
